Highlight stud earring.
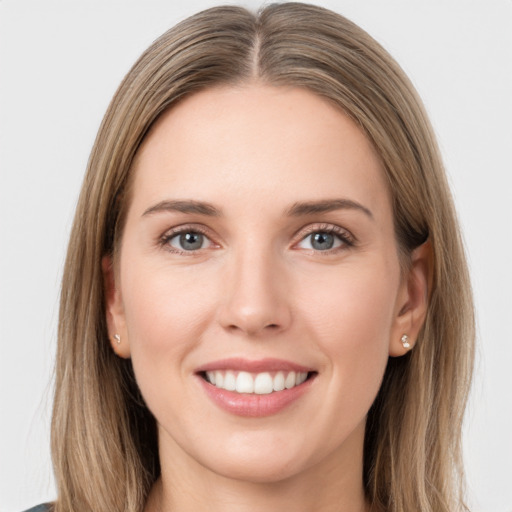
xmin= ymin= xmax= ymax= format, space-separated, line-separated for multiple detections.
xmin=401 ymin=334 xmax=410 ymax=349
xmin=113 ymin=334 xmax=121 ymax=345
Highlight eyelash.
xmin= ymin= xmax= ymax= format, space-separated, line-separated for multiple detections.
xmin=293 ymin=223 xmax=355 ymax=254
xmin=158 ymin=223 xmax=356 ymax=255
xmin=159 ymin=224 xmax=214 ymax=255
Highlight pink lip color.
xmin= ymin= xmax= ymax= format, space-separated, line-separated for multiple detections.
xmin=196 ymin=357 xmax=313 ymax=374
xmin=195 ymin=358 xmax=316 ymax=417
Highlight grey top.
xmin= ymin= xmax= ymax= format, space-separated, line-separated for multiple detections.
xmin=22 ymin=505 xmax=50 ymax=512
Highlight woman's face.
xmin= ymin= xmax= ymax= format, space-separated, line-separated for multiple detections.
xmin=106 ymin=85 xmax=420 ymax=484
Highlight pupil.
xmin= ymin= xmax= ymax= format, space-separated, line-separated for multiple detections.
xmin=180 ymin=232 xmax=203 ymax=250
xmin=312 ymin=232 xmax=334 ymax=250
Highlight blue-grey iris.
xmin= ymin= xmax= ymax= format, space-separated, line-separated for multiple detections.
xmin=180 ymin=232 xmax=203 ymax=250
xmin=311 ymin=232 xmax=334 ymax=250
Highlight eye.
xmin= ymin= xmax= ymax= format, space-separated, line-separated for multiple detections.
xmin=166 ymin=230 xmax=213 ymax=252
xmin=295 ymin=226 xmax=354 ymax=252
xmin=297 ymin=232 xmax=342 ymax=251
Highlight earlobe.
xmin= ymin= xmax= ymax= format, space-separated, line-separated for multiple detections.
xmin=389 ymin=240 xmax=433 ymax=357
xmin=102 ymin=255 xmax=131 ymax=359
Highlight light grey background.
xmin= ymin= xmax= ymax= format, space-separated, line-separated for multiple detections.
xmin=1 ymin=1 xmax=511 ymax=511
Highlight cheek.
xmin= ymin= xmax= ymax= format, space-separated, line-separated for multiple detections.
xmin=122 ymin=249 xmax=215 ymax=328
xmin=118 ymin=261 xmax=221 ymax=433
xmin=296 ymin=260 xmax=399 ymax=385
xmin=301 ymin=262 xmax=398 ymax=333
xmin=119 ymin=259 xmax=217 ymax=381
xmin=292 ymin=264 xmax=397 ymax=448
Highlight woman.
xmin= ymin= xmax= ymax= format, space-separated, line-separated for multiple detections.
xmin=26 ymin=3 xmax=474 ymax=511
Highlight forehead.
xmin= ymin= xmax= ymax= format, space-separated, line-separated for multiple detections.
xmin=129 ymin=84 xmax=390 ymax=217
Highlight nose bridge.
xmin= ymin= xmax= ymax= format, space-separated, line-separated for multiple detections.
xmin=218 ymin=237 xmax=291 ymax=335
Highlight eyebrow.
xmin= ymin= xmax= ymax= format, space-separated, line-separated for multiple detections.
xmin=142 ymin=200 xmax=222 ymax=217
xmin=285 ymin=199 xmax=374 ymax=219
xmin=142 ymin=198 xmax=373 ymax=220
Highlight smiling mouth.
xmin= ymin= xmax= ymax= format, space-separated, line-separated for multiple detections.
xmin=200 ymin=370 xmax=316 ymax=394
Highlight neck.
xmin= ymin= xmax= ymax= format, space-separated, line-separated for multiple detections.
xmin=145 ymin=421 xmax=369 ymax=512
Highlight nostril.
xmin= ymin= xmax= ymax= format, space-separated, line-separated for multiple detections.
xmin=225 ymin=322 xmax=280 ymax=335
xmin=264 ymin=323 xmax=282 ymax=332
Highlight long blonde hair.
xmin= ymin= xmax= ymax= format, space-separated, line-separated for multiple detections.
xmin=52 ymin=3 xmax=475 ymax=511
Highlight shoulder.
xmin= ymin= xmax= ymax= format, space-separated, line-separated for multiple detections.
xmin=21 ymin=505 xmax=51 ymax=512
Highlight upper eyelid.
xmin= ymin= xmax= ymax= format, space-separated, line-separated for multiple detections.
xmin=159 ymin=223 xmax=219 ymax=247
xmin=161 ymin=223 xmax=213 ymax=238
xmin=293 ymin=222 xmax=354 ymax=241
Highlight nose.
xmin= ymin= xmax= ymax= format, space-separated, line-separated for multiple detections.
xmin=217 ymin=246 xmax=292 ymax=337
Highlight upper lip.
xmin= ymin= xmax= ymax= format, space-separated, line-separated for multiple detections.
xmin=195 ymin=358 xmax=314 ymax=374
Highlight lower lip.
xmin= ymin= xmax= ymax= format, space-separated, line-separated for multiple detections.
xmin=197 ymin=375 xmax=315 ymax=417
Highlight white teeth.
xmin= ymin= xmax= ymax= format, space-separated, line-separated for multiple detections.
xmin=296 ymin=372 xmax=308 ymax=385
xmin=274 ymin=371 xmax=285 ymax=391
xmin=254 ymin=372 xmax=273 ymax=394
xmin=223 ymin=371 xmax=236 ymax=391
xmin=236 ymin=371 xmax=254 ymax=393
xmin=285 ymin=371 xmax=296 ymax=389
xmin=205 ymin=370 xmax=310 ymax=394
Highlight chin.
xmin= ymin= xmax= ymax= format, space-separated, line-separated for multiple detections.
xmin=194 ymin=432 xmax=323 ymax=485
xmin=209 ymin=455 xmax=307 ymax=485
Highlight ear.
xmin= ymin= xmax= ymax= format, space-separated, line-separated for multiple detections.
xmin=102 ymin=255 xmax=131 ymax=359
xmin=389 ymin=240 xmax=433 ymax=357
